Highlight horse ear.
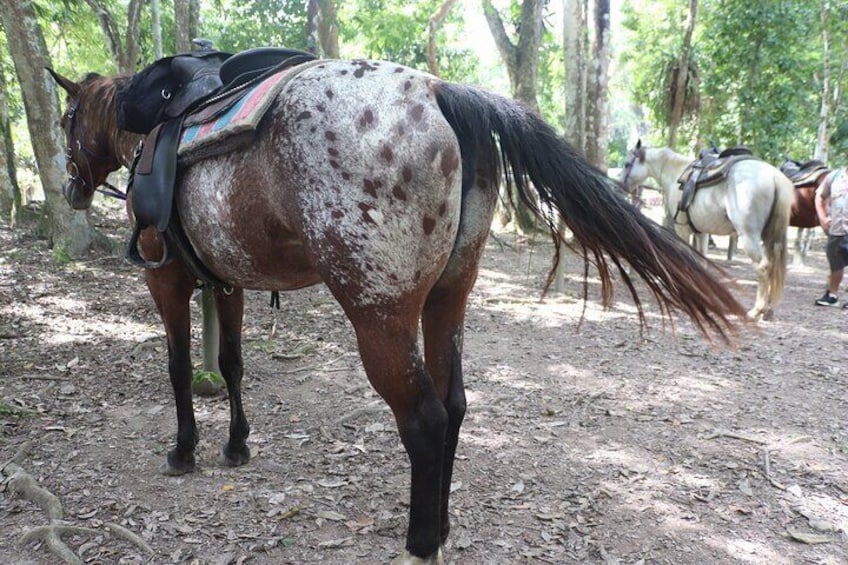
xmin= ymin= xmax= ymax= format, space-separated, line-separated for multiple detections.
xmin=46 ymin=67 xmax=80 ymax=97
xmin=635 ymin=139 xmax=642 ymax=149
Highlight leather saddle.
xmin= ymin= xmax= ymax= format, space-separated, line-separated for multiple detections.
xmin=779 ymin=158 xmax=829 ymax=188
xmin=677 ymin=146 xmax=757 ymax=213
xmin=124 ymin=47 xmax=316 ymax=284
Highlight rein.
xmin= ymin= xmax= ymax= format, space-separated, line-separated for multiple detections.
xmin=64 ymin=100 xmax=127 ymax=201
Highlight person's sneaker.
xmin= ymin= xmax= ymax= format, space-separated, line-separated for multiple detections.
xmin=815 ymin=292 xmax=839 ymax=306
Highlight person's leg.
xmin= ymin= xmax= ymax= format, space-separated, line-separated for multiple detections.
xmin=828 ymin=268 xmax=844 ymax=294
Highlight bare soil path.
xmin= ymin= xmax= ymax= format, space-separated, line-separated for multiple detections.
xmin=1 ymin=208 xmax=847 ymax=564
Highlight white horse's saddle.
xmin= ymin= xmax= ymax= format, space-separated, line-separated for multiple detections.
xmin=677 ymin=147 xmax=758 ymax=212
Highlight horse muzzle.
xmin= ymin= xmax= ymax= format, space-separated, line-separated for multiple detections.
xmin=63 ymin=178 xmax=93 ymax=210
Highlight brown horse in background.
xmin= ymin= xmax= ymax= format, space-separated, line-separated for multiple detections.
xmin=50 ymin=60 xmax=745 ymax=564
xmin=779 ymin=158 xmax=830 ymax=263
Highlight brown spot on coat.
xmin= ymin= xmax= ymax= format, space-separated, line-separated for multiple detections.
xmin=438 ymin=202 xmax=447 ymax=216
xmin=392 ymin=185 xmax=407 ymax=200
xmin=296 ymin=111 xmax=312 ymax=121
xmin=409 ymin=104 xmax=424 ymax=122
xmin=402 ymin=166 xmax=413 ymax=183
xmin=363 ymin=179 xmax=378 ymax=198
xmin=325 ymin=89 xmax=334 ymax=99
xmin=380 ymin=145 xmax=394 ymax=162
xmin=440 ymin=147 xmax=459 ymax=178
xmin=325 ymin=131 xmax=336 ymax=141
xmin=328 ymin=147 xmax=339 ymax=157
xmin=331 ymin=210 xmax=344 ymax=219
xmin=423 ymin=217 xmax=436 ymax=235
xmin=358 ymin=108 xmax=376 ymax=130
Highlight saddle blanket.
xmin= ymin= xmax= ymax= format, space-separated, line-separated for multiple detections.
xmin=178 ymin=66 xmax=294 ymax=163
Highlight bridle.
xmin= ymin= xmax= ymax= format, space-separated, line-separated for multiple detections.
xmin=63 ymin=99 xmax=126 ymax=200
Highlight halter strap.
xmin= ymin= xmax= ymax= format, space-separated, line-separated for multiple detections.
xmin=64 ymin=99 xmax=126 ymax=200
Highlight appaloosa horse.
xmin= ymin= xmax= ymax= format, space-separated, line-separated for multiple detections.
xmin=51 ymin=61 xmax=745 ymax=564
xmin=621 ymin=141 xmax=793 ymax=320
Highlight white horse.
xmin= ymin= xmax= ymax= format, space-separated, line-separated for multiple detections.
xmin=620 ymin=141 xmax=794 ymax=320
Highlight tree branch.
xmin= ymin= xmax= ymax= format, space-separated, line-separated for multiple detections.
xmin=82 ymin=0 xmax=123 ymax=66
xmin=427 ymin=0 xmax=458 ymax=76
xmin=482 ymin=0 xmax=517 ymax=71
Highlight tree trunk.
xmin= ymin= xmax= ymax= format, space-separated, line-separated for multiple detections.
xmin=174 ymin=0 xmax=199 ymax=53
xmin=83 ymin=0 xmax=124 ymax=66
xmin=563 ymin=0 xmax=587 ymax=151
xmin=152 ymin=0 xmax=163 ymax=59
xmin=83 ymin=0 xmax=143 ymax=73
xmin=482 ymin=0 xmax=544 ymax=234
xmin=585 ymin=0 xmax=611 ymax=170
xmin=317 ymin=0 xmax=340 ymax=58
xmin=123 ymin=0 xmax=144 ymax=72
xmin=0 ymin=58 xmax=20 ymax=223
xmin=668 ymin=0 xmax=698 ymax=149
xmin=815 ymin=0 xmax=831 ymax=161
xmin=0 ymin=0 xmax=95 ymax=257
xmin=557 ymin=0 xmax=588 ymax=292
xmin=427 ymin=0 xmax=458 ymax=77
xmin=482 ymin=0 xmax=544 ymax=113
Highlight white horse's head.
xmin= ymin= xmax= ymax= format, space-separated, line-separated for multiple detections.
xmin=620 ymin=139 xmax=650 ymax=189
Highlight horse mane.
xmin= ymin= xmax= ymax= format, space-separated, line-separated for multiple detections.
xmin=75 ymin=74 xmax=138 ymax=167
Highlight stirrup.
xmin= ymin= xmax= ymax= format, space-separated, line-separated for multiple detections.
xmin=125 ymin=221 xmax=171 ymax=269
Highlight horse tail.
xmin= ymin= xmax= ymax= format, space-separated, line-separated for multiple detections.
xmin=435 ymin=82 xmax=747 ymax=341
xmin=763 ymin=171 xmax=793 ymax=304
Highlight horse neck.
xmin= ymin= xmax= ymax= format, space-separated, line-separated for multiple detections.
xmin=84 ymin=76 xmax=140 ymax=170
xmin=646 ymin=148 xmax=690 ymax=191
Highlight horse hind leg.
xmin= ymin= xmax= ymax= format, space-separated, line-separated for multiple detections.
xmin=350 ymin=310 xmax=448 ymax=564
xmin=421 ymin=282 xmax=473 ymax=546
xmin=737 ymin=233 xmax=771 ymax=319
xmin=213 ymin=287 xmax=251 ymax=467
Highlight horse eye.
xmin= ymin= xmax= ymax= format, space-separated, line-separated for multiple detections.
xmin=161 ymin=89 xmax=172 ymax=100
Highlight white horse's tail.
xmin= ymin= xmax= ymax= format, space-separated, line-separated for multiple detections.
xmin=763 ymin=172 xmax=794 ymax=306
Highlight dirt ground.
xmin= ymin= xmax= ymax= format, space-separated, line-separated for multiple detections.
xmin=1 ymin=199 xmax=847 ymax=565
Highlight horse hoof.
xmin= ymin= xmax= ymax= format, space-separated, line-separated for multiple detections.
xmin=159 ymin=450 xmax=196 ymax=476
xmin=219 ymin=444 xmax=250 ymax=467
xmin=760 ymin=309 xmax=774 ymax=321
xmin=391 ymin=548 xmax=444 ymax=565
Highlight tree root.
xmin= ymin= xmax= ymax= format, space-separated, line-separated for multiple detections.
xmin=3 ymin=441 xmax=154 ymax=563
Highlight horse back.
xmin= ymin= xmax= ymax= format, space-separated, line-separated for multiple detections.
xmin=177 ymin=60 xmax=467 ymax=310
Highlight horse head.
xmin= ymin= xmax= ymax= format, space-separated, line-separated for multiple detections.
xmin=48 ymin=68 xmax=125 ymax=210
xmin=620 ymin=139 xmax=648 ymax=188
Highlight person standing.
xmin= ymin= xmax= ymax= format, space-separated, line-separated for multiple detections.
xmin=814 ymin=167 xmax=848 ymax=306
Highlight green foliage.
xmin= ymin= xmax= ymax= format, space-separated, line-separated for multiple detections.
xmin=537 ymin=26 xmax=565 ymax=128
xmin=0 ymin=401 xmax=34 ymax=418
xmin=201 ymin=0 xmax=309 ymax=52
xmin=192 ymin=370 xmax=225 ymax=396
xmin=697 ymin=0 xmax=818 ymax=160
xmin=620 ymin=0 xmax=843 ymax=163
xmin=338 ymin=0 xmax=478 ymax=81
xmin=52 ymin=245 xmax=73 ymax=265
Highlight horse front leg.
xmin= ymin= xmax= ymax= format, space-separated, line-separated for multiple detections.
xmin=214 ymin=287 xmax=250 ymax=467
xmin=145 ymin=263 xmax=198 ymax=475
xmin=351 ymin=312 xmax=447 ymax=564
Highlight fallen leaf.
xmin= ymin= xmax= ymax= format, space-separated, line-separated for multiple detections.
xmin=786 ymin=530 xmax=832 ymax=545
xmin=316 ymin=510 xmax=346 ymax=521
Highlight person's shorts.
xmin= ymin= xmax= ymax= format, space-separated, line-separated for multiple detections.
xmin=825 ymin=234 xmax=848 ymax=271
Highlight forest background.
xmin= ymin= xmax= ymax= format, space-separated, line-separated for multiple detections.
xmin=0 ymin=0 xmax=846 ymax=260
